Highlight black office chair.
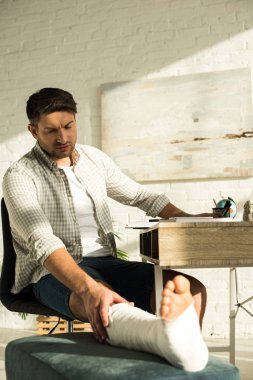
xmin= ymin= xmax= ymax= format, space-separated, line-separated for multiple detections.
xmin=0 ymin=198 xmax=73 ymax=333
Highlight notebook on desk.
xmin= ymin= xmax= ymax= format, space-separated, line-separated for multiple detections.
xmin=125 ymin=221 xmax=159 ymax=229
xmin=168 ymin=217 xmax=236 ymax=223
xmin=125 ymin=217 xmax=236 ymax=229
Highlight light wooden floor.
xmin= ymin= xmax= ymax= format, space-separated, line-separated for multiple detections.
xmin=0 ymin=328 xmax=252 ymax=380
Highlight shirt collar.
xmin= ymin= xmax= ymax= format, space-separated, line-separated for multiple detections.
xmin=33 ymin=142 xmax=80 ymax=170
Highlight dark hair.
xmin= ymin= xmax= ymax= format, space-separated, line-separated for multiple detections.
xmin=26 ymin=88 xmax=77 ymax=125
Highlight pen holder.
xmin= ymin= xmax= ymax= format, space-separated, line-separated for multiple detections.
xmin=214 ymin=198 xmax=237 ymax=218
xmin=212 ymin=207 xmax=230 ymax=217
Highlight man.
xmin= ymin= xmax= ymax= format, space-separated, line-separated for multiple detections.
xmin=3 ymin=88 xmax=213 ymax=371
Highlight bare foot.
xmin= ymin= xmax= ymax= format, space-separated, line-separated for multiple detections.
xmin=160 ymin=275 xmax=194 ymax=320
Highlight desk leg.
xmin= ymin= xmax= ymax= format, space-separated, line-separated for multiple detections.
xmin=229 ymin=267 xmax=236 ymax=365
xmin=154 ymin=266 xmax=163 ymax=316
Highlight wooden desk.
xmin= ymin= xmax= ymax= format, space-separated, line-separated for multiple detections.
xmin=139 ymin=220 xmax=253 ymax=364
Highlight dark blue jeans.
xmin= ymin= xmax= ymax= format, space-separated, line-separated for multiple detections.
xmin=33 ymin=256 xmax=155 ymax=319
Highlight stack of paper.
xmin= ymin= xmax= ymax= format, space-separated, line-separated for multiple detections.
xmin=125 ymin=217 xmax=236 ymax=229
xmin=168 ymin=217 xmax=235 ymax=223
xmin=125 ymin=221 xmax=159 ymax=229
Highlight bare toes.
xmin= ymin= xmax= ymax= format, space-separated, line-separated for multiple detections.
xmin=160 ymin=304 xmax=170 ymax=318
xmin=164 ymin=280 xmax=175 ymax=293
xmin=173 ymin=275 xmax=191 ymax=294
xmin=160 ymin=276 xmax=193 ymax=320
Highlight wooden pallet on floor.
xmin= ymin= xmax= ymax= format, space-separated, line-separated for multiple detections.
xmin=36 ymin=315 xmax=93 ymax=335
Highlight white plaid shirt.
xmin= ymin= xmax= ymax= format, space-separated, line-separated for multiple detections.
xmin=3 ymin=143 xmax=170 ymax=293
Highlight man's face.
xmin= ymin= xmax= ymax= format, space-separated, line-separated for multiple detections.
xmin=28 ymin=111 xmax=77 ymax=164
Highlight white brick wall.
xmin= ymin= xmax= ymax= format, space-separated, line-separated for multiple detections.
xmin=0 ymin=0 xmax=253 ymax=340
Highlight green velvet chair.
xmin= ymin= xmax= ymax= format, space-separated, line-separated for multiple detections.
xmin=5 ymin=332 xmax=240 ymax=380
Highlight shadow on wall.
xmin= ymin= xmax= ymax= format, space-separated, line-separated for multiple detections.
xmin=0 ymin=0 xmax=253 ymax=145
